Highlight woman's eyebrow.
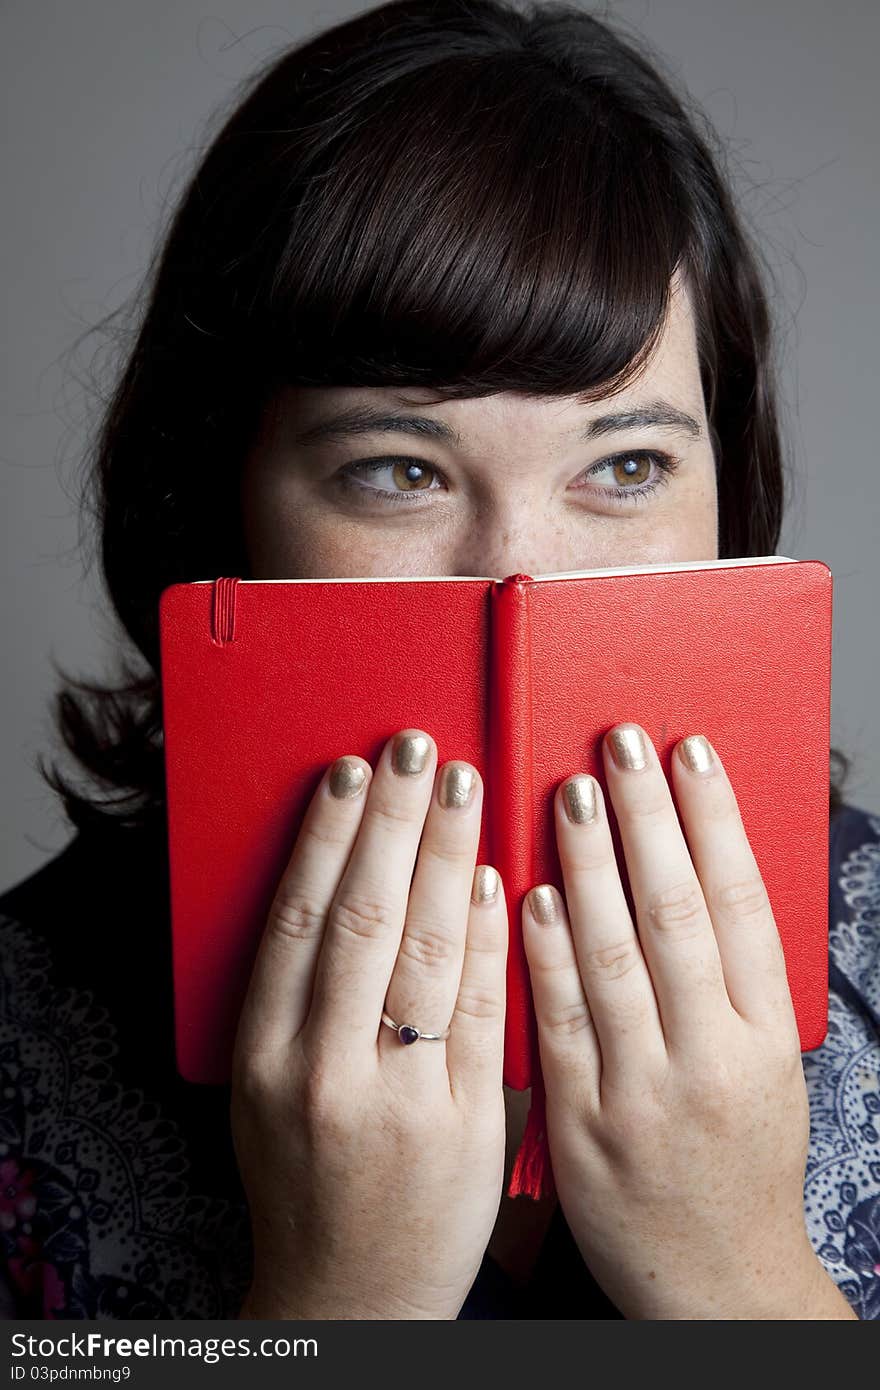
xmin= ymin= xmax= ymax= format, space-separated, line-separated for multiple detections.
xmin=292 ymin=398 xmax=703 ymax=449
xmin=586 ymin=401 xmax=704 ymax=441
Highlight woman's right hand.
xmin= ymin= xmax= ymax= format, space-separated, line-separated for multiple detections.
xmin=230 ymin=728 xmax=509 ymax=1320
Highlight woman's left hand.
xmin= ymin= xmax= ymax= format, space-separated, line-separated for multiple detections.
xmin=523 ymin=722 xmax=851 ymax=1320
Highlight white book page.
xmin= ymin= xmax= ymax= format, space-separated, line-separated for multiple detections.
xmin=193 ymin=556 xmax=795 ymax=584
xmin=528 ymin=554 xmax=794 ymax=582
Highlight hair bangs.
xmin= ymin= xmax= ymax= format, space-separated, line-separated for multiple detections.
xmin=247 ymin=53 xmax=690 ymax=406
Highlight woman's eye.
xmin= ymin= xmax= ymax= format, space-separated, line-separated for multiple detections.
xmin=576 ymin=450 xmax=682 ymax=503
xmin=334 ymin=450 xmax=681 ymax=507
xmin=335 ymin=458 xmax=445 ymax=504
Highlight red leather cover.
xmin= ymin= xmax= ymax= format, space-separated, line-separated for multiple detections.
xmin=159 ymin=577 xmax=494 ymax=1086
xmin=158 ymin=559 xmax=832 ymax=1098
xmin=525 ymin=560 xmax=832 ymax=1071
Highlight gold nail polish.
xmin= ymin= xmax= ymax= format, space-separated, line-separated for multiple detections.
xmin=472 ymin=865 xmax=499 ymax=904
xmin=439 ymin=762 xmax=477 ymax=809
xmin=608 ymin=724 xmax=648 ymax=771
xmin=328 ymin=758 xmax=367 ymax=799
xmin=528 ymin=885 xmax=558 ymax=925
xmin=391 ymin=732 xmax=431 ymax=776
xmin=679 ymin=734 xmax=714 ymax=774
xmin=562 ymin=775 xmax=598 ymax=824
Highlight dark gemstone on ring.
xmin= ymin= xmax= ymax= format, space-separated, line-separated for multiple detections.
xmin=399 ymin=1025 xmax=420 ymax=1045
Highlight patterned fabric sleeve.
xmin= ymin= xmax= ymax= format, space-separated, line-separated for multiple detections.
xmin=802 ymin=803 xmax=880 ymax=1320
xmin=0 ymin=823 xmax=254 ymax=1321
xmin=0 ymin=900 xmax=254 ymax=1319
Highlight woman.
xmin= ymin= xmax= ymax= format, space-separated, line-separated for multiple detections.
xmin=1 ymin=0 xmax=876 ymax=1319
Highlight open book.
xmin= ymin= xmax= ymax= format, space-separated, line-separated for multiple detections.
xmin=159 ymin=556 xmax=832 ymax=1193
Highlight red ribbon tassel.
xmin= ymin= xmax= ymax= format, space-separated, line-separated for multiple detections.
xmin=506 ymin=1064 xmax=556 ymax=1201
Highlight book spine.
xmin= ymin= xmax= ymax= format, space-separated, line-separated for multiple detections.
xmin=490 ymin=574 xmax=537 ymax=1092
xmin=491 ymin=574 xmax=554 ymax=1201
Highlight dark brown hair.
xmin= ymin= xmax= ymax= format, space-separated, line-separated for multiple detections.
xmin=40 ymin=0 xmax=850 ymax=833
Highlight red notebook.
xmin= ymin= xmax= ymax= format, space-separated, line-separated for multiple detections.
xmin=158 ymin=556 xmax=832 ymax=1197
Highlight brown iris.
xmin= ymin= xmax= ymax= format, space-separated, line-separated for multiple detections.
xmin=612 ymin=455 xmax=652 ymax=487
xmin=391 ymin=461 xmax=435 ymax=491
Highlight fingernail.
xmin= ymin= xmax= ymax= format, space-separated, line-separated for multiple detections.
xmin=562 ymin=774 xmax=598 ymax=824
xmin=328 ymin=757 xmax=368 ymax=799
xmin=391 ymin=732 xmax=432 ymax=776
xmin=528 ymin=885 xmax=559 ymax=925
xmin=608 ymin=724 xmax=648 ymax=771
xmin=472 ymin=865 xmax=499 ymax=903
xmin=439 ymin=761 xmax=477 ymax=809
xmin=679 ymin=734 xmax=714 ymax=774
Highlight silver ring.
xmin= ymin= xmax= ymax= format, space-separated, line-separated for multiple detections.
xmin=381 ymin=1010 xmax=451 ymax=1045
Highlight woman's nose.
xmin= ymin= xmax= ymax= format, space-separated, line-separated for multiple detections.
xmin=450 ymin=519 xmax=582 ymax=580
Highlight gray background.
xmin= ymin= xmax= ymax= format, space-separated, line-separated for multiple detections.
xmin=2 ymin=0 xmax=878 ymax=893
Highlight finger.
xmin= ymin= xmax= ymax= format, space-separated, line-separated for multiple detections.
xmin=522 ymin=883 xmax=601 ymax=1110
xmin=670 ymin=734 xmax=799 ymax=1034
xmin=233 ymin=754 xmax=372 ymax=1066
xmin=381 ymin=761 xmax=484 ymax=1076
xmin=602 ymin=723 xmax=732 ymax=1050
xmin=552 ymin=773 xmax=667 ymax=1081
xmin=306 ymin=729 xmax=437 ymax=1049
xmin=445 ymin=865 xmax=508 ymax=1103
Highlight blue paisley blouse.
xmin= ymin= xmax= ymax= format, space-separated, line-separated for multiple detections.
xmin=0 ymin=802 xmax=878 ymax=1320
